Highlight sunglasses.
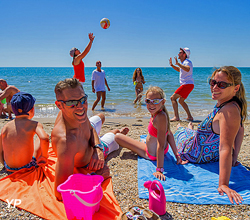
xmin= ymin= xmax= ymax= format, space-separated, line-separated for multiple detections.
xmin=209 ymin=79 xmax=232 ymax=89
xmin=145 ymin=98 xmax=163 ymax=105
xmin=58 ymin=94 xmax=88 ymax=107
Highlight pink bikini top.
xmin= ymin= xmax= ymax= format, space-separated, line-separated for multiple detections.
xmin=148 ymin=111 xmax=168 ymax=138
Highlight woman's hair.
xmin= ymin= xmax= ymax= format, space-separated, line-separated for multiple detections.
xmin=211 ymin=66 xmax=247 ymax=121
xmin=132 ymin=68 xmax=144 ymax=82
xmin=145 ymin=86 xmax=170 ymax=130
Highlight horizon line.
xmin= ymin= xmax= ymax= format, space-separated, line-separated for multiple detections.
xmin=1 ymin=66 xmax=250 ymax=68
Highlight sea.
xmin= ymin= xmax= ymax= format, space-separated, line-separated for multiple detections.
xmin=0 ymin=67 xmax=249 ymax=120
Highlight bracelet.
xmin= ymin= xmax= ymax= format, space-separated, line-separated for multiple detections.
xmin=156 ymin=167 xmax=164 ymax=173
xmin=93 ymin=144 xmax=104 ymax=151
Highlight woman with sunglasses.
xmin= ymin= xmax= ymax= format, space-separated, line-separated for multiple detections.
xmin=174 ymin=66 xmax=247 ymax=204
xmin=115 ymin=86 xmax=187 ymax=181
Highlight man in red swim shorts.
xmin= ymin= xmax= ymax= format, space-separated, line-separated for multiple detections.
xmin=169 ymin=47 xmax=194 ymax=121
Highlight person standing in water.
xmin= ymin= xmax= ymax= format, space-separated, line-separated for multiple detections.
xmin=132 ymin=68 xmax=145 ymax=104
xmin=169 ymin=47 xmax=194 ymax=121
xmin=91 ymin=61 xmax=110 ymax=111
xmin=69 ymin=33 xmax=95 ymax=85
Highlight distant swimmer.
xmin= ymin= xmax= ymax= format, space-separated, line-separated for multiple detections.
xmin=132 ymin=68 xmax=145 ymax=104
xmin=69 ymin=33 xmax=95 ymax=85
xmin=169 ymin=47 xmax=194 ymax=122
xmin=0 ymin=79 xmax=20 ymax=119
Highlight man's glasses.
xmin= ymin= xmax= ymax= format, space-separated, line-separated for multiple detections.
xmin=145 ymin=98 xmax=163 ymax=105
xmin=209 ymin=79 xmax=232 ymax=89
xmin=58 ymin=94 xmax=88 ymax=107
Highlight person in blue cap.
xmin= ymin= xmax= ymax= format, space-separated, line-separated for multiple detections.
xmin=0 ymin=92 xmax=49 ymax=172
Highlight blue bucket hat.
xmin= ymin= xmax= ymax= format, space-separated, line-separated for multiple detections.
xmin=11 ymin=92 xmax=36 ymax=116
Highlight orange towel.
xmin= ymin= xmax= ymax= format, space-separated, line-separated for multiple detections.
xmin=0 ymin=148 xmax=122 ymax=219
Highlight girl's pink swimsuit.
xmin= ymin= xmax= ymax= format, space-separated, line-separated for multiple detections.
xmin=146 ymin=111 xmax=169 ymax=160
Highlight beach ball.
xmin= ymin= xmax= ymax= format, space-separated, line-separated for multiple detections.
xmin=100 ymin=18 xmax=110 ymax=29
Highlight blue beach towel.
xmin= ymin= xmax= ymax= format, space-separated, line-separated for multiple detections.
xmin=138 ymin=135 xmax=250 ymax=205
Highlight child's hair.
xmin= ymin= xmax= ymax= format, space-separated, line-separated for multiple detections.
xmin=132 ymin=68 xmax=144 ymax=82
xmin=145 ymin=86 xmax=170 ymax=130
xmin=211 ymin=66 xmax=247 ymax=122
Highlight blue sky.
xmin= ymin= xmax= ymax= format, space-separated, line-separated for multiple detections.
xmin=0 ymin=0 xmax=249 ymax=67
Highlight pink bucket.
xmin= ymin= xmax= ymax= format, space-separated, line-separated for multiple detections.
xmin=57 ymin=174 xmax=104 ymax=220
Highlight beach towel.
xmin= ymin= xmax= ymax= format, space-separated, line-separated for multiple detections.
xmin=0 ymin=147 xmax=122 ymax=219
xmin=138 ymin=136 xmax=250 ymax=205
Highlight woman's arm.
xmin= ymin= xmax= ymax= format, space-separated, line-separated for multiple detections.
xmin=216 ymin=104 xmax=243 ymax=204
xmin=74 ymin=33 xmax=95 ymax=65
xmin=232 ymin=125 xmax=244 ymax=166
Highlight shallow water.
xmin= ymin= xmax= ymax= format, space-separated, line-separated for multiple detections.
xmin=1 ymin=67 xmax=249 ymax=119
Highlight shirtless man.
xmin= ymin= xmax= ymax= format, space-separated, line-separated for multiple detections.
xmin=52 ymin=78 xmax=128 ymax=200
xmin=0 ymin=79 xmax=20 ymax=119
xmin=0 ymin=92 xmax=7 ymax=118
xmin=0 ymin=92 xmax=49 ymax=171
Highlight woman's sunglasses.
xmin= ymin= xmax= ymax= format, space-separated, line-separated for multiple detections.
xmin=58 ymin=94 xmax=88 ymax=107
xmin=145 ymin=98 xmax=163 ymax=105
xmin=209 ymin=79 xmax=232 ymax=89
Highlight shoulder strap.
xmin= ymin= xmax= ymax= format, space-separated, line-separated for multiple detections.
xmin=218 ymin=96 xmax=243 ymax=126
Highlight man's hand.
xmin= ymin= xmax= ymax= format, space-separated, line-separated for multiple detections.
xmin=92 ymin=88 xmax=95 ymax=93
xmin=89 ymin=148 xmax=104 ymax=171
xmin=174 ymin=56 xmax=179 ymax=65
xmin=95 ymin=164 xmax=110 ymax=180
xmin=169 ymin=57 xmax=173 ymax=66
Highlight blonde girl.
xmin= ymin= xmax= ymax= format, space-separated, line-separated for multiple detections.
xmin=132 ymin=68 xmax=145 ymax=104
xmin=115 ymin=86 xmax=187 ymax=181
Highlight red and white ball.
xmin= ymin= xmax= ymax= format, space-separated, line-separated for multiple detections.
xmin=100 ymin=18 xmax=110 ymax=29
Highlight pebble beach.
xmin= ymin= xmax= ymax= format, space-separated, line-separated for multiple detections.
xmin=0 ymin=116 xmax=250 ymax=220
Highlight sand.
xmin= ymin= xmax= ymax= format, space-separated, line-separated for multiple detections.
xmin=0 ymin=116 xmax=250 ymax=219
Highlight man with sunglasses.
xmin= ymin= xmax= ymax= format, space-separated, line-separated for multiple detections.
xmin=169 ymin=47 xmax=194 ymax=122
xmin=52 ymin=78 xmax=127 ymax=200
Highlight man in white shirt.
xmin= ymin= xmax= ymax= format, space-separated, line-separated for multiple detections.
xmin=169 ymin=47 xmax=194 ymax=121
xmin=91 ymin=61 xmax=110 ymax=111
